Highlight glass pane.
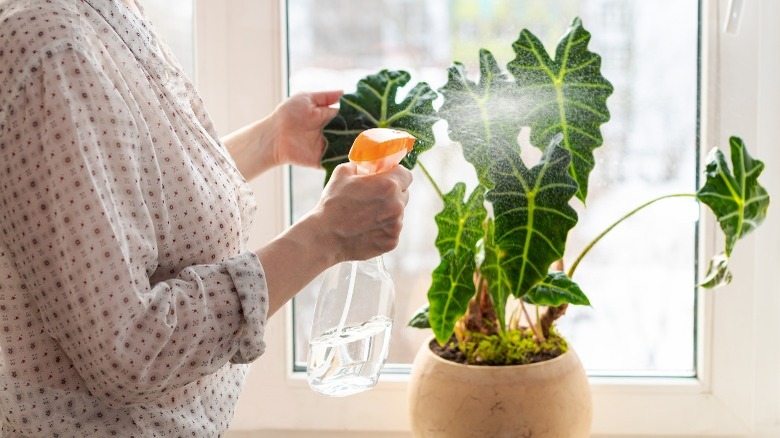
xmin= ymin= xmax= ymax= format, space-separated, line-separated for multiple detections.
xmin=289 ymin=0 xmax=698 ymax=376
xmin=143 ymin=1 xmax=195 ymax=80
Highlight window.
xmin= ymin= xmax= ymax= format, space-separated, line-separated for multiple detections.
xmin=289 ymin=0 xmax=698 ymax=376
xmin=187 ymin=1 xmax=780 ymax=436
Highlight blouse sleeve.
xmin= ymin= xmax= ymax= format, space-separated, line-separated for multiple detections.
xmin=0 ymin=42 xmax=268 ymax=408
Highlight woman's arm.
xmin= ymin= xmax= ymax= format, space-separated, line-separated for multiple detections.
xmin=221 ymin=90 xmax=343 ymax=180
xmin=224 ymin=89 xmax=419 ymax=317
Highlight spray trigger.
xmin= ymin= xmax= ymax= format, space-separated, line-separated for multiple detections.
xmin=348 ymin=128 xmax=416 ymax=175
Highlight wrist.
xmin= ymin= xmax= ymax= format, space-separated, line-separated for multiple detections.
xmin=252 ymin=115 xmax=282 ymax=168
xmin=289 ymin=209 xmax=342 ymax=270
xmin=221 ymin=115 xmax=280 ymax=179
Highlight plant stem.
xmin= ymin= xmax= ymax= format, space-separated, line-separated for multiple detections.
xmin=508 ymin=298 xmax=521 ymax=331
xmin=416 ymin=160 xmax=444 ymax=200
xmin=567 ymin=193 xmax=697 ymax=278
xmin=534 ymin=305 xmax=545 ymax=343
xmin=519 ymin=300 xmax=543 ymax=342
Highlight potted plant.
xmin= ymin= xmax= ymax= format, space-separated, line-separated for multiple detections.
xmin=318 ymin=18 xmax=770 ymax=438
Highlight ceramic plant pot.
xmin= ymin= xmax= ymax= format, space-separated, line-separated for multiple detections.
xmin=408 ymin=337 xmax=591 ymax=438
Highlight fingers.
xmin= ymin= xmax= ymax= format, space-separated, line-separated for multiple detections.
xmin=330 ymin=162 xmax=357 ymax=179
xmin=310 ymin=90 xmax=343 ymax=107
xmin=307 ymin=90 xmax=342 ymax=128
xmin=333 ymin=163 xmax=413 ymax=199
xmin=318 ymin=106 xmax=339 ymax=126
xmin=387 ymin=165 xmax=413 ymax=192
xmin=274 ymin=91 xmax=341 ymax=168
xmin=400 ymin=187 xmax=410 ymax=206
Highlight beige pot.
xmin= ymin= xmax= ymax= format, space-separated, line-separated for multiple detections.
xmin=408 ymin=338 xmax=592 ymax=438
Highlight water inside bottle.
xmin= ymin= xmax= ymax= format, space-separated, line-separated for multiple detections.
xmin=307 ymin=315 xmax=393 ymax=397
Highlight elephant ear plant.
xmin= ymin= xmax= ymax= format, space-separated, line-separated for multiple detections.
xmin=320 ymin=18 xmax=770 ymax=365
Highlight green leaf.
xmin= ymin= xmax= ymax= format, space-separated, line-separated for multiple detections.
xmin=485 ymin=137 xmax=578 ymax=299
xmin=407 ymin=304 xmax=431 ymax=329
xmin=434 ymin=183 xmax=488 ymax=255
xmin=525 ymin=271 xmax=590 ymax=306
xmin=699 ymin=253 xmax=733 ymax=289
xmin=427 ymin=183 xmax=487 ymax=344
xmin=438 ymin=50 xmax=524 ymax=187
xmin=696 ymin=137 xmax=770 ymax=256
xmin=480 ymin=219 xmax=512 ymax=330
xmin=428 ymin=249 xmax=477 ymax=344
xmin=507 ymin=17 xmax=613 ymax=202
xmin=320 ymin=69 xmax=440 ymax=183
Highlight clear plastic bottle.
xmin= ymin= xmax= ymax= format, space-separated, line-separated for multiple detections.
xmin=306 ymin=128 xmax=415 ymax=397
xmin=306 ymin=257 xmax=395 ymax=396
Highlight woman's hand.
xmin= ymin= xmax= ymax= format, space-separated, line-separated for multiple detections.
xmin=312 ymin=163 xmax=414 ymax=262
xmin=270 ymin=90 xmax=342 ymax=169
xmin=222 ymin=90 xmax=342 ymax=180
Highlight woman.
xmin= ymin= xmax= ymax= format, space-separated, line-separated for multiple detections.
xmin=0 ymin=0 xmax=412 ymax=436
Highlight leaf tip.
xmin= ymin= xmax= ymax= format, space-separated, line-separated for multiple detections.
xmin=699 ymin=253 xmax=733 ymax=289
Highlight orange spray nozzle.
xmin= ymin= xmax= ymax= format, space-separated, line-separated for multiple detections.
xmin=349 ymin=128 xmax=416 ymax=175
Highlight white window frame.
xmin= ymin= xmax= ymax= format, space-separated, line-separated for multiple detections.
xmin=192 ymin=0 xmax=780 ymax=436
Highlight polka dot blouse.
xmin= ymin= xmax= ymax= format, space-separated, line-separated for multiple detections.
xmin=0 ymin=0 xmax=269 ymax=436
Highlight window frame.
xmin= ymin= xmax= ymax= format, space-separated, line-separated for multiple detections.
xmin=192 ymin=0 xmax=780 ymax=436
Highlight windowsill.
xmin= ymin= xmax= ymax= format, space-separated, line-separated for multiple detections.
xmin=227 ymin=432 xmax=412 ymax=438
xmin=230 ymin=431 xmax=683 ymax=438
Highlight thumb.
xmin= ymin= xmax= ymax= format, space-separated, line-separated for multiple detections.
xmin=311 ymin=90 xmax=342 ymax=126
xmin=318 ymin=106 xmax=340 ymax=125
xmin=311 ymin=90 xmax=343 ymax=107
xmin=330 ymin=161 xmax=357 ymax=179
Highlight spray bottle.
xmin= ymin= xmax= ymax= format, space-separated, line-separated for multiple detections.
xmin=307 ymin=128 xmax=416 ymax=397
